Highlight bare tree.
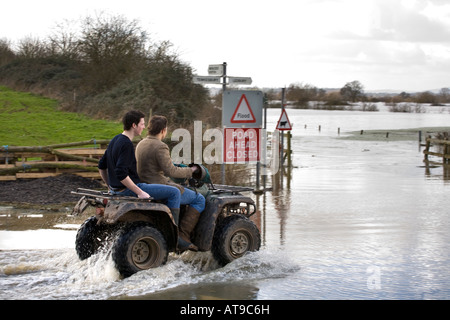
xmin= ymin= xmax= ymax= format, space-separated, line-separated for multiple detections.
xmin=78 ymin=13 xmax=149 ymax=92
xmin=287 ymin=82 xmax=323 ymax=107
xmin=48 ymin=20 xmax=81 ymax=60
xmin=438 ymin=88 xmax=450 ymax=104
xmin=0 ymin=38 xmax=16 ymax=66
xmin=16 ymin=36 xmax=49 ymax=59
xmin=340 ymin=80 xmax=365 ymax=102
xmin=415 ymin=91 xmax=437 ymax=104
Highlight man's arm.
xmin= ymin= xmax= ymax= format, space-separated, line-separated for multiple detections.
xmin=99 ymin=168 xmax=109 ymax=186
xmin=120 ymin=176 xmax=150 ymax=199
xmin=98 ymin=151 xmax=109 ymax=186
xmin=156 ymin=144 xmax=193 ymax=179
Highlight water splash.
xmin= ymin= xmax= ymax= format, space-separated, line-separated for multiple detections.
xmin=0 ymin=245 xmax=300 ymax=299
xmin=110 ymin=247 xmax=301 ymax=299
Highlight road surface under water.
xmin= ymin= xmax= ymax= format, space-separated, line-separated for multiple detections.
xmin=1 ymin=104 xmax=450 ymax=299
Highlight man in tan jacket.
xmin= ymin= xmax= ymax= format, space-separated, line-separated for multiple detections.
xmin=136 ymin=115 xmax=205 ymax=252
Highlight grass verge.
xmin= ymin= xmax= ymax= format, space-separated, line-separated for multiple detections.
xmin=0 ymin=86 xmax=122 ymax=146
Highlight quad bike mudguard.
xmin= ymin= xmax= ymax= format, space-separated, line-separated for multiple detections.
xmin=102 ymin=200 xmax=174 ymax=224
xmin=71 ymin=189 xmax=179 ymax=250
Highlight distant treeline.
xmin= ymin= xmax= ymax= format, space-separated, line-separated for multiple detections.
xmin=1 ymin=14 xmax=448 ymax=125
xmin=0 ymin=14 xmax=216 ymax=128
xmin=277 ymin=81 xmax=450 ymax=109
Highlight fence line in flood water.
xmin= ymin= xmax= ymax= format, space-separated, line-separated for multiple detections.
xmin=423 ymin=138 xmax=450 ymax=164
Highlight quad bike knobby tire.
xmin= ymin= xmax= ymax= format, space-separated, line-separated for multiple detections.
xmin=112 ymin=222 xmax=168 ymax=278
xmin=75 ymin=216 xmax=110 ymax=260
xmin=212 ymin=215 xmax=261 ymax=266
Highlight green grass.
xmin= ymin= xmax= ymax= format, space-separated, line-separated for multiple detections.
xmin=0 ymin=86 xmax=123 ymax=146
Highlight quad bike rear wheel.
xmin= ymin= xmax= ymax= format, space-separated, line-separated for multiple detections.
xmin=112 ymin=222 xmax=168 ymax=277
xmin=75 ymin=216 xmax=110 ymax=260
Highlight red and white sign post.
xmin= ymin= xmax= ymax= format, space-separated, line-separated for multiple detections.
xmin=222 ymin=91 xmax=263 ymax=164
xmin=223 ymin=128 xmax=261 ymax=163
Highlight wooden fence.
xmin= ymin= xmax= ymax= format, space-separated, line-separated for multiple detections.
xmin=423 ymin=137 xmax=450 ymax=165
xmin=0 ymin=139 xmax=108 ymax=181
xmin=3 ymin=135 xmax=447 ymax=181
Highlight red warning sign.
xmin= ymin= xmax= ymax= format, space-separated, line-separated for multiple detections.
xmin=230 ymin=94 xmax=256 ymax=123
xmin=223 ymin=128 xmax=261 ymax=163
xmin=276 ymin=109 xmax=292 ymax=131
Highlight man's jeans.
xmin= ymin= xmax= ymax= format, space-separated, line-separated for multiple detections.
xmin=111 ymin=183 xmax=181 ymax=208
xmin=181 ymin=187 xmax=205 ymax=212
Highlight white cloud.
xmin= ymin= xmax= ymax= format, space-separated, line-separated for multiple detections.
xmin=1 ymin=0 xmax=450 ymax=91
xmin=369 ymin=0 xmax=450 ymax=42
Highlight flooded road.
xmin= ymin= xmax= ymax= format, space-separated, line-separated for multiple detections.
xmin=1 ymin=105 xmax=450 ymax=299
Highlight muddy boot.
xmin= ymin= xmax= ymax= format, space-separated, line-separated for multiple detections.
xmin=177 ymin=207 xmax=200 ymax=252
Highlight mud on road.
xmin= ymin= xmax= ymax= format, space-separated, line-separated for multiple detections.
xmin=0 ymin=174 xmax=103 ymax=207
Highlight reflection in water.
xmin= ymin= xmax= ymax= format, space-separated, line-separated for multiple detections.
xmin=423 ymin=162 xmax=450 ymax=181
xmin=130 ymin=282 xmax=260 ymax=300
xmin=251 ymin=110 xmax=450 ymax=299
xmin=268 ymin=171 xmax=291 ymax=246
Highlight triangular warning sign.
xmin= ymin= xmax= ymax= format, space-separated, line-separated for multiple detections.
xmin=230 ymin=94 xmax=256 ymax=123
xmin=276 ymin=108 xmax=292 ymax=130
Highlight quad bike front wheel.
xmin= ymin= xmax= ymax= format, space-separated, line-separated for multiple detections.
xmin=212 ymin=215 xmax=261 ymax=266
xmin=112 ymin=222 xmax=168 ymax=278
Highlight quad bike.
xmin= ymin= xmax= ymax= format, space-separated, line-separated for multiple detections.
xmin=71 ymin=164 xmax=261 ymax=278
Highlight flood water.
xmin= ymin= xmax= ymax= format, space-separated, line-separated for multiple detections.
xmin=1 ymin=104 xmax=450 ymax=300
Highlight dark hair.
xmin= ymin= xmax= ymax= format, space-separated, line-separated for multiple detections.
xmin=147 ymin=115 xmax=168 ymax=135
xmin=122 ymin=110 xmax=145 ymax=130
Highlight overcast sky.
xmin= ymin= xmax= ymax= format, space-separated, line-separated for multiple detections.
xmin=2 ymin=0 xmax=450 ymax=92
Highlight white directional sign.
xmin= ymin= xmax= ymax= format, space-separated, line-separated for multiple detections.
xmin=208 ymin=64 xmax=224 ymax=76
xmin=193 ymin=75 xmax=222 ymax=84
xmin=229 ymin=77 xmax=252 ymax=85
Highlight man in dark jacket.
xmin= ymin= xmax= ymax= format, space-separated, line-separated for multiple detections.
xmin=98 ymin=110 xmax=182 ymax=224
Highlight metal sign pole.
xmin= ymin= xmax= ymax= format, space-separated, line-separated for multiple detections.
xmin=221 ymin=62 xmax=227 ymax=184
xmin=194 ymin=62 xmax=253 ymax=185
xmin=281 ymin=88 xmax=286 ymax=167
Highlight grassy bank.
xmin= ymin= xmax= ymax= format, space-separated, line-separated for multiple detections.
xmin=0 ymin=86 xmax=122 ymax=146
